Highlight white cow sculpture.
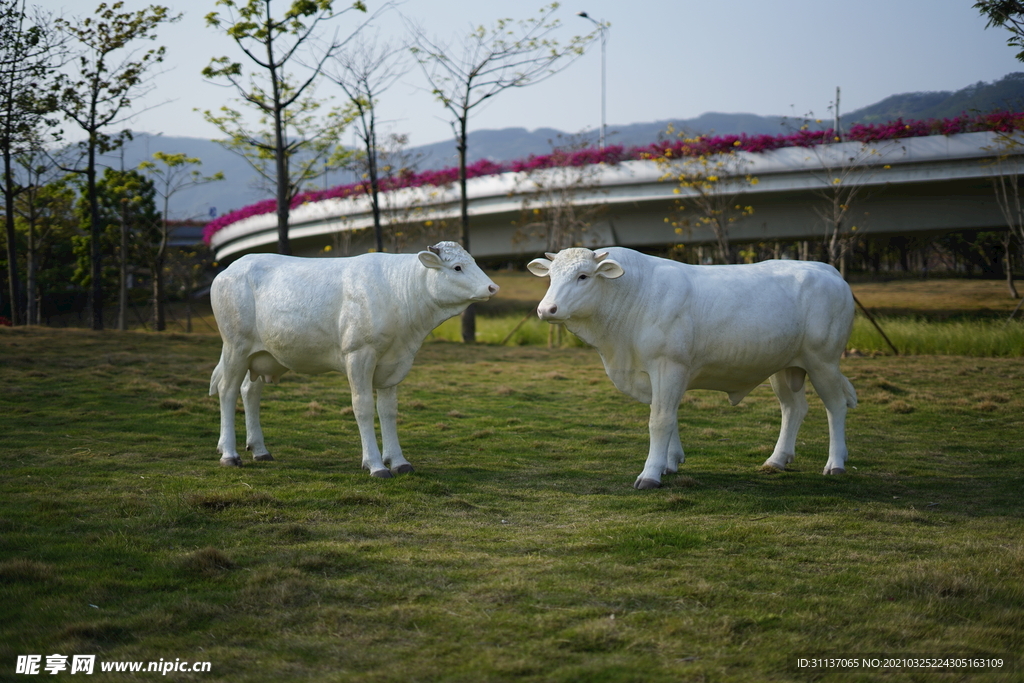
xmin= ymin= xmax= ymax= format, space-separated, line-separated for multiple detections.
xmin=209 ymin=241 xmax=498 ymax=476
xmin=528 ymin=247 xmax=857 ymax=489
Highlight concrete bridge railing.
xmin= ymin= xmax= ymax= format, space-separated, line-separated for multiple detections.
xmin=210 ymin=131 xmax=1022 ymax=263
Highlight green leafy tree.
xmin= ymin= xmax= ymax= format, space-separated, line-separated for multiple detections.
xmin=55 ymin=1 xmax=180 ymax=330
xmin=1 ymin=0 xmax=63 ymax=325
xmin=976 ymin=1 xmax=1024 ymax=60
xmin=139 ymin=152 xmax=223 ymax=330
xmin=201 ymin=0 xmax=368 ymax=256
xmin=409 ymin=2 xmax=598 ymax=340
xmin=71 ymin=168 xmax=160 ymax=330
xmin=13 ymin=151 xmax=77 ymax=325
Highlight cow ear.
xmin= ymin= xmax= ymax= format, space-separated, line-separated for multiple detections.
xmin=596 ymin=258 xmax=624 ymax=279
xmin=527 ymin=258 xmax=551 ymax=277
xmin=418 ymin=250 xmax=444 ymax=269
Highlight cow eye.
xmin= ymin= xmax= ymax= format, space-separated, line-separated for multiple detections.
xmin=578 ymin=274 xmax=588 ymax=281
xmin=454 ymin=265 xmax=463 ymax=272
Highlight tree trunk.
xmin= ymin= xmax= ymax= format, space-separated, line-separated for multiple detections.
xmin=1004 ymin=233 xmax=1019 ymax=299
xmin=275 ymin=124 xmax=290 ymax=255
xmin=118 ymin=214 xmax=128 ymax=331
xmin=153 ymin=254 xmax=166 ymax=331
xmin=457 ymin=112 xmax=476 ymax=342
xmin=268 ymin=31 xmax=290 ymax=256
xmin=366 ymin=111 xmax=383 ymax=253
xmin=88 ymin=138 xmax=104 ymax=331
xmin=26 ymin=229 xmax=37 ymax=325
xmin=3 ymin=150 xmax=21 ymax=325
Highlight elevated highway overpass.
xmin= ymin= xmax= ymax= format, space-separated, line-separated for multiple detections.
xmin=209 ymin=131 xmax=1022 ymax=264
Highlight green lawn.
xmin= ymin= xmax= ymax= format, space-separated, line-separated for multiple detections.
xmin=1 ymin=328 xmax=1022 ymax=682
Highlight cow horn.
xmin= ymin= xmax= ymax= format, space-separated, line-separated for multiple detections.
xmin=428 ymin=245 xmax=441 ymax=256
xmin=544 ymin=252 xmax=558 ymax=260
xmin=594 ymin=251 xmax=609 ymax=262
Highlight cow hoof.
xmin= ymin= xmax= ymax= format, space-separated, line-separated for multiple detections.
xmin=392 ymin=464 xmax=414 ymax=475
xmin=824 ymin=467 xmax=846 ymax=475
xmin=634 ymin=478 xmax=661 ymax=490
xmin=370 ymin=469 xmax=394 ymax=479
xmin=253 ymin=453 xmax=274 ymax=462
xmin=219 ymin=457 xmax=242 ymax=467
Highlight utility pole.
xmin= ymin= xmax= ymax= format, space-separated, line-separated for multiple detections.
xmin=834 ymin=86 xmax=842 ymax=141
xmin=577 ymin=12 xmax=607 ymax=148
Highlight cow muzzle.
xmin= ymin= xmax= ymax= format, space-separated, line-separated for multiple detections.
xmin=471 ymin=283 xmax=499 ymax=301
xmin=537 ymin=302 xmax=565 ymax=321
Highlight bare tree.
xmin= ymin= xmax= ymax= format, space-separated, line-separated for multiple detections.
xmin=514 ymin=134 xmax=611 ymax=347
xmin=653 ymin=127 xmax=757 ymax=265
xmin=988 ymin=129 xmax=1024 ymax=297
xmin=513 ymin=134 xmax=609 ymax=253
xmin=810 ymin=143 xmax=880 ymax=276
xmin=806 ymin=126 xmax=898 ymax=277
xmin=138 ymin=152 xmax=223 ymax=330
xmin=322 ymin=33 xmax=407 ymax=253
xmin=409 ymin=3 xmax=598 ymax=340
xmin=202 ymin=0 xmax=370 ymax=256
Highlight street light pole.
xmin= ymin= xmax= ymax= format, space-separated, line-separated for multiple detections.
xmin=577 ymin=11 xmax=606 ymax=148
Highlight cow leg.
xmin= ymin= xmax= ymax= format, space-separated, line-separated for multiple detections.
xmin=212 ymin=351 xmax=248 ymax=467
xmin=241 ymin=375 xmax=273 ymax=461
xmin=764 ymin=368 xmax=808 ymax=471
xmin=635 ymin=362 xmax=687 ymax=489
xmin=807 ymin=364 xmax=852 ymax=475
xmin=664 ymin=420 xmax=685 ymax=474
xmin=346 ymin=350 xmax=392 ymax=479
xmin=377 ymin=384 xmax=413 ymax=475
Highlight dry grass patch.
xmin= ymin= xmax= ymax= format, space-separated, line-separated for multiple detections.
xmin=0 ymin=559 xmax=55 ymax=583
xmin=888 ymin=400 xmax=915 ymax=414
xmin=178 ymin=547 xmax=235 ymax=577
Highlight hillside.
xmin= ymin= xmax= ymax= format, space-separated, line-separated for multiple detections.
xmin=92 ymin=72 xmax=1024 ymax=220
xmin=848 ymin=72 xmax=1024 ymax=122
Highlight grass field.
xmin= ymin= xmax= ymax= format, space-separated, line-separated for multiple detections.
xmin=2 ymin=327 xmax=1022 ymax=682
xmin=107 ymin=273 xmax=1024 ymax=356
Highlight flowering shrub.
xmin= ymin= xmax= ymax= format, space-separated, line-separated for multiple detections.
xmin=204 ymin=111 xmax=1024 ymax=244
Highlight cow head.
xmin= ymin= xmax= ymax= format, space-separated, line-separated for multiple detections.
xmin=418 ymin=241 xmax=499 ymax=306
xmin=527 ymin=248 xmax=624 ymax=321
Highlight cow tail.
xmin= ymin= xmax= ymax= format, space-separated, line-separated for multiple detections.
xmin=842 ymin=374 xmax=858 ymax=409
xmin=209 ymin=360 xmax=223 ymax=397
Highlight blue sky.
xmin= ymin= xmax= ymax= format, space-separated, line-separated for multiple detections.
xmin=31 ymin=0 xmax=1024 ymax=147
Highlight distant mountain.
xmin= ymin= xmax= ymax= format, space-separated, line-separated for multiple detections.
xmin=86 ymin=72 xmax=1024 ymax=219
xmin=846 ymin=72 xmax=1024 ymax=123
xmin=414 ymin=74 xmax=1024 ymax=170
xmin=91 ymin=134 xmax=268 ymax=223
xmin=410 ymin=114 xmax=793 ymax=170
